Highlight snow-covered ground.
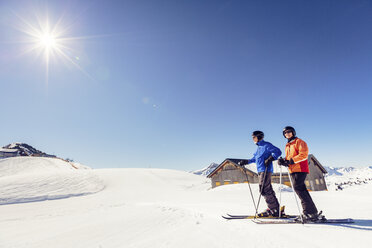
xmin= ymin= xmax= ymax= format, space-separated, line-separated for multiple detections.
xmin=1 ymin=157 xmax=372 ymax=248
xmin=0 ymin=157 xmax=104 ymax=205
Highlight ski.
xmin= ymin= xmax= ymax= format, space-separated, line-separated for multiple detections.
xmin=226 ymin=213 xmax=298 ymax=218
xmin=222 ymin=214 xmax=298 ymax=220
xmin=224 ymin=206 xmax=294 ymax=219
xmin=252 ymin=218 xmax=354 ymax=224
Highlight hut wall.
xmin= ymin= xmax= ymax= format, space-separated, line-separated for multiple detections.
xmin=306 ymin=159 xmax=327 ymax=191
xmin=271 ymin=173 xmax=290 ymax=184
xmin=0 ymin=152 xmax=18 ymax=158
xmin=211 ymin=163 xmax=257 ymax=188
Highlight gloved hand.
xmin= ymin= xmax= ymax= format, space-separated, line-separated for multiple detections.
xmin=278 ymin=157 xmax=294 ymax=167
xmin=278 ymin=157 xmax=289 ymax=167
xmin=264 ymin=155 xmax=274 ymax=167
xmin=238 ymin=160 xmax=249 ymax=167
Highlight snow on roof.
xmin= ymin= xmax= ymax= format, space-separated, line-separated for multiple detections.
xmin=6 ymin=143 xmax=22 ymax=149
xmin=209 ymin=155 xmax=326 ymax=177
xmin=208 ymin=158 xmax=285 ymax=177
xmin=0 ymin=148 xmax=18 ymax=153
xmin=244 ymin=161 xmax=287 ymax=174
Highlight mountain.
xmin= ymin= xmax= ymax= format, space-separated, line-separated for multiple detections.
xmin=1 ymin=142 xmax=56 ymax=158
xmin=191 ymin=162 xmax=219 ymax=176
xmin=323 ymin=166 xmax=372 ymax=191
xmin=323 ymin=166 xmax=344 ymax=176
xmin=324 ymin=166 xmax=369 ymax=176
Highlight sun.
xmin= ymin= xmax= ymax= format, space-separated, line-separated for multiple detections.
xmin=39 ymin=33 xmax=57 ymax=49
xmin=13 ymin=11 xmax=93 ymax=86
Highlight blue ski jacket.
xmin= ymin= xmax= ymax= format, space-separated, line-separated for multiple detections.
xmin=247 ymin=140 xmax=282 ymax=173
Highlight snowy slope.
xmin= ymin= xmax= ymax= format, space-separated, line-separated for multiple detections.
xmin=0 ymin=157 xmax=104 ymax=205
xmin=324 ymin=166 xmax=372 ymax=190
xmin=0 ymin=166 xmax=372 ymax=248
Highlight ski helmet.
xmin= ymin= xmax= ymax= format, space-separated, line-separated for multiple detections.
xmin=283 ymin=126 xmax=296 ymax=138
xmin=252 ymin=130 xmax=264 ymax=141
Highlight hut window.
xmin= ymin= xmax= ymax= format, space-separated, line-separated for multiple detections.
xmin=315 ymin=179 xmax=320 ymax=185
xmin=233 ymin=181 xmax=239 ymax=184
xmin=216 ymin=182 xmax=221 ymax=186
xmin=284 ymin=182 xmax=291 ymax=187
xmin=305 ymin=180 xmax=310 ymax=187
xmin=320 ymin=178 xmax=324 ymax=184
xmin=310 ymin=180 xmax=314 ymax=189
xmin=224 ymin=181 xmax=230 ymax=185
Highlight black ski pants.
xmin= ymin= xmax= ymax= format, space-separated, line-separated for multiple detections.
xmin=258 ymin=172 xmax=279 ymax=211
xmin=290 ymin=172 xmax=318 ymax=215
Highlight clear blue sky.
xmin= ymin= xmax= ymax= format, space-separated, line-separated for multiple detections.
xmin=1 ymin=0 xmax=371 ymax=169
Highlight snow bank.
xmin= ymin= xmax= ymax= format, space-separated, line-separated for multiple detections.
xmin=0 ymin=157 xmax=104 ymax=205
xmin=1 ymin=167 xmax=372 ymax=248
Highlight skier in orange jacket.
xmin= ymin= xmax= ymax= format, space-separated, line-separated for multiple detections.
xmin=278 ymin=126 xmax=320 ymax=221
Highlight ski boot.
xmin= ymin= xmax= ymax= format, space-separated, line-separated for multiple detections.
xmin=256 ymin=208 xmax=274 ymax=217
xmin=257 ymin=206 xmax=285 ymax=218
xmin=295 ymin=211 xmax=326 ymax=223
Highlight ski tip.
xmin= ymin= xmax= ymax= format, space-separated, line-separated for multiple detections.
xmin=222 ymin=215 xmax=232 ymax=220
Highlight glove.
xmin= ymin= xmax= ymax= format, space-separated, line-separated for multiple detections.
xmin=278 ymin=157 xmax=295 ymax=167
xmin=264 ymin=155 xmax=275 ymax=167
xmin=278 ymin=157 xmax=289 ymax=167
xmin=238 ymin=160 xmax=249 ymax=167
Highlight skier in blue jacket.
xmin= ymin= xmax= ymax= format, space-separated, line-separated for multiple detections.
xmin=239 ymin=131 xmax=283 ymax=217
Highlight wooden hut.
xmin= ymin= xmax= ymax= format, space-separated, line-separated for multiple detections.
xmin=207 ymin=158 xmax=258 ymax=187
xmin=207 ymin=154 xmax=328 ymax=191
xmin=305 ymin=154 xmax=328 ymax=191
xmin=0 ymin=148 xmax=19 ymax=159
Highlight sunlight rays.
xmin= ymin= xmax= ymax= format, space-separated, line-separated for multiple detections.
xmin=12 ymin=10 xmax=94 ymax=86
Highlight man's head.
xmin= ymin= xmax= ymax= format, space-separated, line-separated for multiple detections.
xmin=283 ymin=126 xmax=296 ymax=139
xmin=252 ymin=130 xmax=264 ymax=143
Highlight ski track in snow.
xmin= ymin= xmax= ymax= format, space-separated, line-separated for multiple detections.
xmin=0 ymin=158 xmax=372 ymax=248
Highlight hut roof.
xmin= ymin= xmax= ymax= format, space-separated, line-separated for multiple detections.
xmin=308 ymin=154 xmax=328 ymax=174
xmin=206 ymin=158 xmax=257 ymax=178
xmin=207 ymin=154 xmax=327 ymax=178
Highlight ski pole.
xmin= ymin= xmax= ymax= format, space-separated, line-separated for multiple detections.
xmin=279 ymin=162 xmax=282 ymax=218
xmin=242 ymin=166 xmax=257 ymax=212
xmin=254 ymin=166 xmax=268 ymax=218
xmin=287 ymin=168 xmax=304 ymax=223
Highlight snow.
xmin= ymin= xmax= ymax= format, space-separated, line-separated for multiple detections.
xmin=325 ymin=166 xmax=372 ymax=191
xmin=7 ymin=143 xmax=21 ymax=149
xmin=1 ymin=158 xmax=372 ymax=247
xmin=0 ymin=157 xmax=104 ymax=205
xmin=191 ymin=162 xmax=219 ymax=176
xmin=0 ymin=148 xmax=18 ymax=152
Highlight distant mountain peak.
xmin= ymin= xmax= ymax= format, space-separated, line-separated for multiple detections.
xmin=1 ymin=143 xmax=56 ymax=158
xmin=191 ymin=162 xmax=219 ymax=176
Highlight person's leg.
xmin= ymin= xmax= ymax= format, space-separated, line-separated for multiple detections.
xmin=259 ymin=172 xmax=280 ymax=214
xmin=291 ymin=172 xmax=318 ymax=215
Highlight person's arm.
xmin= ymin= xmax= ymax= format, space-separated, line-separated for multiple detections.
xmin=291 ymin=139 xmax=309 ymax=163
xmin=267 ymin=143 xmax=282 ymax=160
xmin=248 ymin=152 xmax=256 ymax=164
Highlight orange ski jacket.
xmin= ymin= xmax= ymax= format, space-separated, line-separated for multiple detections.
xmin=285 ymin=138 xmax=309 ymax=173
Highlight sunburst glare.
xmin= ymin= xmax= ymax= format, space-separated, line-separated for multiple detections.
xmin=13 ymin=11 xmax=93 ymax=86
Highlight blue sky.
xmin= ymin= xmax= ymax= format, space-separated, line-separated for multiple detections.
xmin=0 ymin=0 xmax=371 ymax=169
